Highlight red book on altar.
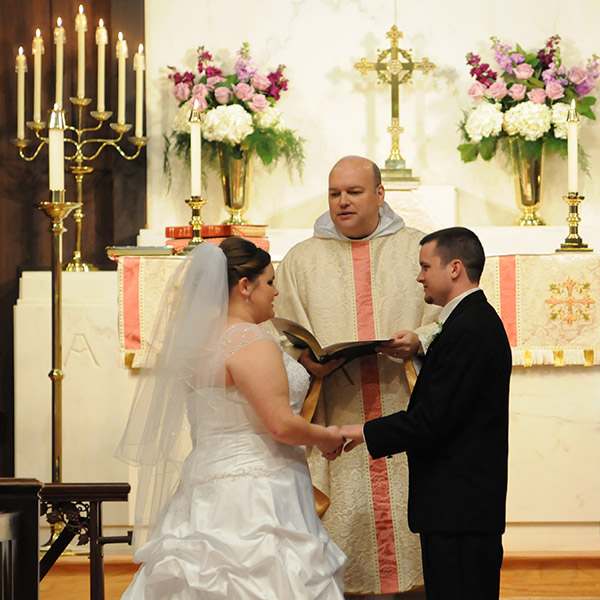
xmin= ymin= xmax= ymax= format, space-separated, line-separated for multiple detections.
xmin=165 ymin=224 xmax=268 ymax=238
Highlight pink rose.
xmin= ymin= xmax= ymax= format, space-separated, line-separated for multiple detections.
xmin=250 ymin=73 xmax=270 ymax=92
xmin=206 ymin=75 xmax=226 ymax=91
xmin=488 ymin=80 xmax=508 ymax=100
xmin=190 ymin=95 xmax=208 ymax=111
xmin=568 ymin=66 xmax=587 ymax=85
xmin=468 ymin=82 xmax=486 ymax=100
xmin=514 ymin=63 xmax=534 ymax=80
xmin=508 ymin=84 xmax=526 ymax=101
xmin=248 ymin=94 xmax=269 ymax=113
xmin=191 ymin=84 xmax=208 ymax=98
xmin=545 ymin=81 xmax=565 ymax=101
xmin=214 ymin=86 xmax=233 ymax=104
xmin=233 ymin=83 xmax=255 ymax=101
xmin=173 ymin=82 xmax=190 ymax=102
xmin=527 ymin=88 xmax=546 ymax=104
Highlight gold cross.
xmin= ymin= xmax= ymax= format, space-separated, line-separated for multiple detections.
xmin=354 ymin=25 xmax=435 ymax=166
xmin=545 ymin=276 xmax=595 ymax=326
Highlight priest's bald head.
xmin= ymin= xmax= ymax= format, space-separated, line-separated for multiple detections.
xmin=328 ymin=156 xmax=385 ymax=239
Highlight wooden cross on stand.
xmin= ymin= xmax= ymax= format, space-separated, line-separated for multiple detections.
xmin=354 ymin=25 xmax=435 ymax=178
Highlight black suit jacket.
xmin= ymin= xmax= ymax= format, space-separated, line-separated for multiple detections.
xmin=364 ymin=290 xmax=512 ymax=534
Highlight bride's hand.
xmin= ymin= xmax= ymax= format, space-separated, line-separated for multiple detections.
xmin=318 ymin=425 xmax=344 ymax=460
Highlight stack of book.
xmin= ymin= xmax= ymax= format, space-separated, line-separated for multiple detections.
xmin=165 ymin=224 xmax=269 ymax=253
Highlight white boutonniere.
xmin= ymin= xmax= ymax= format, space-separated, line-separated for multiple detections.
xmin=425 ymin=320 xmax=444 ymax=351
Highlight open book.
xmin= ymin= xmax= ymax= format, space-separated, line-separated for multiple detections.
xmin=271 ymin=317 xmax=391 ymax=364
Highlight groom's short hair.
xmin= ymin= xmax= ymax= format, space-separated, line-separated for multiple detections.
xmin=420 ymin=227 xmax=485 ymax=283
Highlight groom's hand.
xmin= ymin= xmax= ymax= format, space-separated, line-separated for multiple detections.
xmin=340 ymin=424 xmax=364 ymax=452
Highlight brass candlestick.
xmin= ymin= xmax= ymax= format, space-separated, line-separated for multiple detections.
xmin=12 ymin=98 xmax=147 ymax=271
xmin=556 ymin=192 xmax=593 ymax=253
xmin=182 ymin=196 xmax=207 ymax=253
xmin=37 ymin=191 xmax=80 ymax=482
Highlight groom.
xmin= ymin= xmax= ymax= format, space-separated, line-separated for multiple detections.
xmin=340 ymin=227 xmax=512 ymax=600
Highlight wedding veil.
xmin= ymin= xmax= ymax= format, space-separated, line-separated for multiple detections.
xmin=115 ymin=242 xmax=229 ymax=547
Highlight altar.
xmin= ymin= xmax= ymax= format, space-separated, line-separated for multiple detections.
xmin=13 ymin=218 xmax=600 ymax=552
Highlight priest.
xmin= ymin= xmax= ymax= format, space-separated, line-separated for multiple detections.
xmin=274 ymin=155 xmax=439 ymax=598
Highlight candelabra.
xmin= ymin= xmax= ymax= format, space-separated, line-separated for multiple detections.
xmin=12 ymin=100 xmax=147 ymax=270
xmin=11 ymin=10 xmax=147 ymax=270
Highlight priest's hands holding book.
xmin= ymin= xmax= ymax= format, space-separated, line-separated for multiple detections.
xmin=376 ymin=330 xmax=421 ymax=360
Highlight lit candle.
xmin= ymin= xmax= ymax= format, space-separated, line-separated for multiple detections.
xmin=32 ymin=29 xmax=44 ymax=123
xmin=116 ymin=32 xmax=128 ymax=124
xmin=567 ymin=99 xmax=579 ymax=195
xmin=49 ymin=104 xmax=65 ymax=191
xmin=15 ymin=47 xmax=28 ymax=139
xmin=54 ymin=17 xmax=66 ymax=108
xmin=75 ymin=5 xmax=87 ymax=98
xmin=95 ymin=19 xmax=108 ymax=112
xmin=133 ymin=43 xmax=145 ymax=137
xmin=189 ymin=99 xmax=202 ymax=197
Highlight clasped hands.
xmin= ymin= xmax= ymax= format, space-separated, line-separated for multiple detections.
xmin=318 ymin=424 xmax=365 ymax=461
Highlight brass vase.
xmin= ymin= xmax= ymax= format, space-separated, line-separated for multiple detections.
xmin=218 ymin=146 xmax=251 ymax=225
xmin=510 ymin=138 xmax=545 ymax=226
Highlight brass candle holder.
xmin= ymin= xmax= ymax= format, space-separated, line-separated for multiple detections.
xmin=37 ymin=190 xmax=81 ymax=482
xmin=556 ymin=192 xmax=593 ymax=253
xmin=182 ymin=196 xmax=207 ymax=253
xmin=12 ymin=98 xmax=147 ymax=271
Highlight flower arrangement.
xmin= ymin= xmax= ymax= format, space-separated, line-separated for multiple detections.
xmin=458 ymin=35 xmax=599 ymax=166
xmin=163 ymin=43 xmax=305 ymax=179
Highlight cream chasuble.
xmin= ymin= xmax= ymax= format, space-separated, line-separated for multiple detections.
xmin=274 ymin=224 xmax=439 ymax=595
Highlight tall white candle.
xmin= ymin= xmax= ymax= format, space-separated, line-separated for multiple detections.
xmin=32 ymin=30 xmax=44 ymax=123
xmin=54 ymin=18 xmax=66 ymax=108
xmin=75 ymin=5 xmax=87 ymax=98
xmin=49 ymin=105 xmax=65 ymax=191
xmin=189 ymin=99 xmax=202 ymax=197
xmin=15 ymin=47 xmax=28 ymax=139
xmin=567 ymin=99 xmax=579 ymax=195
xmin=116 ymin=32 xmax=128 ymax=124
xmin=133 ymin=43 xmax=145 ymax=137
xmin=95 ymin=19 xmax=108 ymax=112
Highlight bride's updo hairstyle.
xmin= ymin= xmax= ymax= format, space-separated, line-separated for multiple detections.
xmin=219 ymin=237 xmax=271 ymax=292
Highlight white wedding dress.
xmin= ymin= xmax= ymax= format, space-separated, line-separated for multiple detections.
xmin=122 ymin=322 xmax=346 ymax=599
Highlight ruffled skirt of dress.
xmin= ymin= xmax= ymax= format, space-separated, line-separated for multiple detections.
xmin=121 ymin=460 xmax=346 ymax=599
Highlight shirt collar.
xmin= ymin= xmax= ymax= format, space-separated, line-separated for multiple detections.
xmin=438 ymin=287 xmax=481 ymax=325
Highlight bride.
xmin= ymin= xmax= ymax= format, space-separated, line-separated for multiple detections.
xmin=116 ymin=237 xmax=346 ymax=599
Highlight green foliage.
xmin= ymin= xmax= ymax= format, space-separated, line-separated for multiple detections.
xmin=457 ymin=143 xmax=479 ymax=162
xmin=479 ymin=136 xmax=498 ymax=160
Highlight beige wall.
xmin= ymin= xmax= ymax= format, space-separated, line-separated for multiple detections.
xmin=144 ymin=0 xmax=600 ymax=238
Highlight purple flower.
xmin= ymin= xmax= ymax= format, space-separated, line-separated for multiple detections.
xmin=527 ymin=88 xmax=547 ymax=104
xmin=510 ymin=53 xmax=525 ymax=65
xmin=574 ymin=78 xmax=595 ymax=99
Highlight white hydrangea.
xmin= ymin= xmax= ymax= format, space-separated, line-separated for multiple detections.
xmin=503 ymin=101 xmax=551 ymax=141
xmin=551 ymin=103 xmax=570 ymax=139
xmin=202 ymin=104 xmax=254 ymax=145
xmin=465 ymin=102 xmax=504 ymax=142
xmin=253 ymin=106 xmax=283 ymax=130
xmin=172 ymin=101 xmax=193 ymax=135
